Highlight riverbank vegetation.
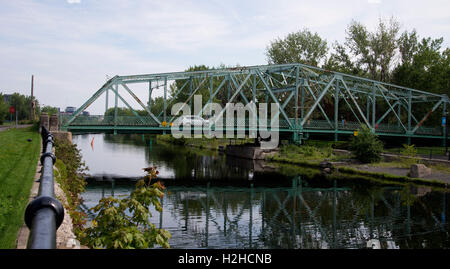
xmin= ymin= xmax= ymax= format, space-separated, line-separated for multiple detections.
xmin=53 ymin=137 xmax=172 ymax=249
xmin=349 ymin=125 xmax=384 ymax=163
xmin=53 ymin=139 xmax=89 ymax=240
xmin=81 ymin=167 xmax=171 ymax=249
xmin=0 ymin=127 xmax=40 ymax=248
xmin=265 ymin=125 xmax=450 ymax=187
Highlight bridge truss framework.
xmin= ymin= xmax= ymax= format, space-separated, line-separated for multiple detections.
xmin=62 ymin=63 xmax=449 ymax=144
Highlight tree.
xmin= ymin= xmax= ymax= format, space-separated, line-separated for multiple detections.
xmin=0 ymin=93 xmax=8 ymax=125
xmin=393 ymin=36 xmax=449 ymax=95
xmin=397 ymin=29 xmax=419 ymax=66
xmin=323 ymin=42 xmax=363 ymax=75
xmin=350 ymin=125 xmax=384 ymax=163
xmin=41 ymin=105 xmax=59 ymax=116
xmin=265 ymin=28 xmax=328 ymax=66
xmin=392 ymin=35 xmax=449 ymax=125
xmin=149 ymin=96 xmax=165 ymax=116
xmin=170 ymin=65 xmax=212 ymax=106
xmin=331 ymin=17 xmax=400 ymax=82
xmin=104 ymin=107 xmax=135 ymax=117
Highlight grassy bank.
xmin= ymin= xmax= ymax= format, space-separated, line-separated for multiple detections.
xmin=266 ymin=140 xmax=348 ymax=165
xmin=266 ymin=141 xmax=450 ymax=188
xmin=0 ymin=127 xmax=40 ymax=249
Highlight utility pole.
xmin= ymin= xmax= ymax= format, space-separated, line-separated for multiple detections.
xmin=30 ymin=75 xmax=35 ymax=122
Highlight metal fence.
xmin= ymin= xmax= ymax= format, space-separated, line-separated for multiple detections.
xmin=24 ymin=126 xmax=64 ymax=249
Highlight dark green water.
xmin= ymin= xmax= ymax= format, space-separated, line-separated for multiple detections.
xmin=74 ymin=133 xmax=450 ymax=249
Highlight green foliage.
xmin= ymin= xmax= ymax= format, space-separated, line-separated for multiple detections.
xmin=399 ymin=144 xmax=419 ymax=167
xmin=54 ymin=139 xmax=89 ymax=237
xmin=276 ymin=143 xmax=334 ymax=162
xmin=400 ymin=144 xmax=417 ymax=157
xmin=81 ymin=167 xmax=171 ymax=249
xmin=0 ymin=93 xmax=8 ymax=125
xmin=41 ymin=105 xmax=59 ymax=116
xmin=104 ymin=107 xmax=136 ymax=117
xmin=266 ymin=28 xmax=328 ymax=66
xmin=157 ymin=134 xmax=187 ymax=145
xmin=1 ymin=92 xmax=40 ymax=122
xmin=349 ymin=125 xmax=384 ymax=163
xmin=392 ymin=34 xmax=449 ymax=98
xmin=54 ymin=140 xmax=88 ymax=202
xmin=331 ymin=17 xmax=400 ymax=82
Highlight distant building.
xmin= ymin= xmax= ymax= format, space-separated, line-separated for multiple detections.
xmin=65 ymin=106 xmax=76 ymax=114
xmin=2 ymin=94 xmax=12 ymax=103
xmin=82 ymin=111 xmax=90 ymax=116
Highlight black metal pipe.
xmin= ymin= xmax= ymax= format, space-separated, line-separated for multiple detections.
xmin=28 ymin=208 xmax=56 ymax=249
xmin=24 ymin=126 xmax=64 ymax=249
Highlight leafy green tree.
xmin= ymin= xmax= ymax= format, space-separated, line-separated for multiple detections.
xmin=323 ymin=42 xmax=362 ymax=75
xmin=0 ymin=93 xmax=8 ymax=125
xmin=350 ymin=125 xmax=384 ymax=163
xmin=330 ymin=17 xmax=400 ymax=82
xmin=81 ymin=167 xmax=171 ymax=249
xmin=41 ymin=105 xmax=59 ymax=116
xmin=148 ymin=96 xmax=165 ymax=116
xmin=392 ymin=36 xmax=449 ymax=96
xmin=392 ymin=35 xmax=449 ymax=125
xmin=104 ymin=107 xmax=136 ymax=117
xmin=170 ymin=65 xmax=212 ymax=106
xmin=265 ymin=28 xmax=328 ymax=66
xmin=397 ymin=30 xmax=419 ymax=66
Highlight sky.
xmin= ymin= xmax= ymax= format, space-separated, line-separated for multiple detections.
xmin=0 ymin=0 xmax=449 ymax=115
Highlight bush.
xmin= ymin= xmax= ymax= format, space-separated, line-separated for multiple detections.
xmin=350 ymin=125 xmax=384 ymax=163
xmin=80 ymin=167 xmax=171 ymax=249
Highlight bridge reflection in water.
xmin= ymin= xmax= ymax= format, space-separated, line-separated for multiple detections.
xmin=81 ymin=176 xmax=449 ymax=249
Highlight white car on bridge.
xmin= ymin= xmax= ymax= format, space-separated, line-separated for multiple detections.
xmin=177 ymin=115 xmax=210 ymax=127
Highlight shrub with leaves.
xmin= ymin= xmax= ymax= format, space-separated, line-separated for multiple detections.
xmin=349 ymin=125 xmax=384 ymax=163
xmin=54 ymin=140 xmax=88 ymax=202
xmin=81 ymin=167 xmax=171 ymax=249
xmin=400 ymin=144 xmax=419 ymax=166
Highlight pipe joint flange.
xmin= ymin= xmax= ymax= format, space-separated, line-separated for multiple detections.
xmin=24 ymin=196 xmax=65 ymax=229
xmin=40 ymin=152 xmax=56 ymax=165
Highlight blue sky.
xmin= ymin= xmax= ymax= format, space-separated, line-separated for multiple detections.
xmin=1 ymin=0 xmax=449 ymax=114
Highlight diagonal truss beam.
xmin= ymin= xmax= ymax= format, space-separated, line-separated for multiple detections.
xmin=120 ymin=83 xmax=161 ymax=125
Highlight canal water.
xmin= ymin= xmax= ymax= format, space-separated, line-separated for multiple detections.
xmin=73 ymin=133 xmax=450 ymax=249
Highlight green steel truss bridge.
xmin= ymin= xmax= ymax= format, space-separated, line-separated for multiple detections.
xmin=61 ymin=63 xmax=449 ymax=143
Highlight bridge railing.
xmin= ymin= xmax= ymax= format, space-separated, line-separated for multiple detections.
xmin=24 ymin=126 xmax=64 ymax=249
xmin=62 ymin=113 xmax=444 ymax=137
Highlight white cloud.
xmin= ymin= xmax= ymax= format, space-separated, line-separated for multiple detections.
xmin=368 ymin=0 xmax=382 ymax=4
xmin=67 ymin=0 xmax=81 ymax=4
